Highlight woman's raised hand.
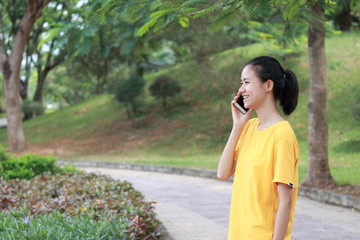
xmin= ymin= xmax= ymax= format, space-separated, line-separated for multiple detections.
xmin=231 ymin=91 xmax=253 ymax=126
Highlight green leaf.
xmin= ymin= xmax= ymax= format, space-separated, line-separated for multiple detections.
xmin=180 ymin=0 xmax=208 ymax=8
xmin=37 ymin=28 xmax=61 ymax=51
xmin=137 ymin=9 xmax=173 ymax=36
xmin=75 ymin=37 xmax=92 ymax=56
xmin=193 ymin=4 xmax=220 ymax=18
xmin=137 ymin=18 xmax=158 ymax=36
xmin=208 ymin=4 xmax=241 ymax=32
xmin=121 ymin=38 xmax=137 ymax=56
xmin=181 ymin=7 xmax=200 ymax=15
xmin=100 ymin=46 xmax=110 ymax=58
xmin=351 ymin=0 xmax=360 ymax=8
xmin=82 ymin=24 xmax=100 ymax=37
xmin=243 ymin=0 xmax=272 ymax=19
xmin=257 ymin=32 xmax=274 ymax=40
xmin=283 ymin=1 xmax=301 ymax=20
xmin=150 ymin=9 xmax=169 ymax=19
xmin=113 ymin=27 xmax=134 ymax=47
xmin=179 ymin=17 xmax=190 ymax=28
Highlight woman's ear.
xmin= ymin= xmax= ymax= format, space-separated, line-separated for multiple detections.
xmin=265 ymin=79 xmax=274 ymax=92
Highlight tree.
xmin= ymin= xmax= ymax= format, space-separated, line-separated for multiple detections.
xmin=115 ymin=74 xmax=145 ymax=120
xmin=22 ymin=99 xmax=45 ymax=120
xmin=0 ymin=0 xmax=50 ymax=152
xmin=95 ymin=0 xmax=360 ymax=188
xmin=32 ymin=5 xmax=67 ymax=103
xmin=302 ymin=2 xmax=336 ymax=188
xmin=31 ymin=0 xmax=91 ymax=103
xmin=149 ymin=75 xmax=181 ymax=109
xmin=330 ymin=0 xmax=355 ymax=31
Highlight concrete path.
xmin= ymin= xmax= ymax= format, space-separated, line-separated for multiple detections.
xmin=82 ymin=167 xmax=360 ymax=240
xmin=0 ymin=118 xmax=7 ymax=128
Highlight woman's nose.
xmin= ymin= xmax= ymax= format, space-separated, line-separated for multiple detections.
xmin=239 ymin=84 xmax=245 ymax=93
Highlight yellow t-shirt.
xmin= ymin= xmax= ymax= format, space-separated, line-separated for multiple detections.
xmin=229 ymin=118 xmax=299 ymax=240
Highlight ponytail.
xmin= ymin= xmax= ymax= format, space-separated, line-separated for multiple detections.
xmin=280 ymin=69 xmax=299 ymax=116
xmin=244 ymin=56 xmax=299 ymax=116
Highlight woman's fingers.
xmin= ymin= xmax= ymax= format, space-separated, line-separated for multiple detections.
xmin=233 ymin=91 xmax=241 ymax=102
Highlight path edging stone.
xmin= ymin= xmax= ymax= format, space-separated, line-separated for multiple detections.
xmin=298 ymin=186 xmax=360 ymax=211
xmin=59 ymin=160 xmax=360 ymax=211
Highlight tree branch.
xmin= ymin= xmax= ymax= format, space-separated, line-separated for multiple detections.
xmin=45 ymin=39 xmax=55 ymax=67
xmin=186 ymin=3 xmax=225 ymax=17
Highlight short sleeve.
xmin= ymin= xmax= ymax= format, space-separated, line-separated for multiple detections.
xmin=272 ymin=132 xmax=299 ymax=188
xmin=233 ymin=119 xmax=254 ymax=161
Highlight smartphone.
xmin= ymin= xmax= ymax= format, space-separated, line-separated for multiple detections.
xmin=234 ymin=95 xmax=249 ymax=114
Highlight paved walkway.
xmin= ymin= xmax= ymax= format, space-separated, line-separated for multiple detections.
xmin=0 ymin=118 xmax=7 ymax=128
xmin=82 ymin=167 xmax=360 ymax=240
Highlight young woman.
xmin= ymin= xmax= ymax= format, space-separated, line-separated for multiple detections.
xmin=218 ymin=56 xmax=300 ymax=240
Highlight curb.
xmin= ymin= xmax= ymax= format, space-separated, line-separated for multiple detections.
xmin=58 ymin=160 xmax=234 ymax=181
xmin=298 ymin=186 xmax=360 ymax=211
xmin=58 ymin=160 xmax=360 ymax=211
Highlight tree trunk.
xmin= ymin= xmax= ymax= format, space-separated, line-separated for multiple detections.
xmin=302 ymin=4 xmax=336 ymax=188
xmin=0 ymin=0 xmax=50 ymax=153
xmin=20 ymin=44 xmax=32 ymax=100
xmin=20 ymin=77 xmax=29 ymax=100
xmin=162 ymin=95 xmax=167 ymax=110
xmin=33 ymin=46 xmax=65 ymax=103
xmin=33 ymin=68 xmax=50 ymax=103
xmin=95 ymin=76 xmax=106 ymax=94
xmin=2 ymin=60 xmax=27 ymax=152
xmin=124 ymin=101 xmax=132 ymax=120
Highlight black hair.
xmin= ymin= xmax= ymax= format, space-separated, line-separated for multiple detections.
xmin=244 ymin=56 xmax=299 ymax=115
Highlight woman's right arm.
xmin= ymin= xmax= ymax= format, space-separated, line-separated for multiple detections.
xmin=217 ymin=95 xmax=253 ymax=180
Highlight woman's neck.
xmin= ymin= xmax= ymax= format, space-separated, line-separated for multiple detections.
xmin=255 ymin=99 xmax=284 ymax=130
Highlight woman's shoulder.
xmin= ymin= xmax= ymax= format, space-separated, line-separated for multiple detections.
xmin=247 ymin=117 xmax=259 ymax=126
xmin=243 ymin=118 xmax=259 ymax=131
xmin=274 ymin=121 xmax=298 ymax=140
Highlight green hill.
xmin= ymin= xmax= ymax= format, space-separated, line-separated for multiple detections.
xmin=0 ymin=32 xmax=359 ymax=185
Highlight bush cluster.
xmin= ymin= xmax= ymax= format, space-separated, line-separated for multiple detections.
xmin=0 ymin=172 xmax=160 ymax=239
xmin=149 ymin=75 xmax=182 ymax=110
xmin=0 ymin=147 xmax=68 ymax=180
xmin=115 ymin=74 xmax=145 ymax=119
xmin=22 ymin=99 xmax=45 ymax=120
xmin=0 ymin=146 xmax=159 ymax=238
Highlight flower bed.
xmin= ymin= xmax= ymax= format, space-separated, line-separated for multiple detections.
xmin=0 ymin=172 xmax=160 ymax=239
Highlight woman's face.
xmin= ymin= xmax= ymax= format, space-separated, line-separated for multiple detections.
xmin=239 ymin=65 xmax=269 ymax=110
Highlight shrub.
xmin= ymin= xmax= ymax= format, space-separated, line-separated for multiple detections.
xmin=0 ymin=145 xmax=78 ymax=180
xmin=0 ymin=145 xmax=10 ymax=162
xmin=149 ymin=75 xmax=182 ymax=110
xmin=0 ymin=172 xmax=160 ymax=239
xmin=22 ymin=99 xmax=45 ymax=120
xmin=115 ymin=74 xmax=145 ymax=119
xmin=0 ymin=154 xmax=59 ymax=180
